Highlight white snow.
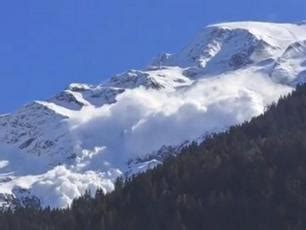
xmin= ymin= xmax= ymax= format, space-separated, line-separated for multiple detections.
xmin=271 ymin=40 xmax=306 ymax=84
xmin=0 ymin=21 xmax=306 ymax=208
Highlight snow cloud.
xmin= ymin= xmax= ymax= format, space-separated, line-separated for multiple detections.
xmin=71 ymin=69 xmax=292 ymax=167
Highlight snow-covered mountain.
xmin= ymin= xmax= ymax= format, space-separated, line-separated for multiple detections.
xmin=1 ymin=21 xmax=306 ymax=209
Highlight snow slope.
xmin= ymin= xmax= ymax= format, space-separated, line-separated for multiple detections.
xmin=1 ymin=21 xmax=306 ymax=208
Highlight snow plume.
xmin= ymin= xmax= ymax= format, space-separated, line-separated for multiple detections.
xmin=0 ymin=68 xmax=292 ymax=209
xmin=71 ymin=69 xmax=292 ymax=167
xmin=30 ymin=166 xmax=117 ymax=209
xmin=19 ymin=70 xmax=295 ymax=208
xmin=0 ymin=144 xmax=117 ymax=209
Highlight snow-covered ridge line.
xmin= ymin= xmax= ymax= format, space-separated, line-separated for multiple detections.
xmin=1 ymin=21 xmax=306 ymax=209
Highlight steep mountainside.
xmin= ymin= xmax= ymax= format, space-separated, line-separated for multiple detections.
xmin=1 ymin=21 xmax=306 ymax=208
xmin=3 ymin=64 xmax=306 ymax=230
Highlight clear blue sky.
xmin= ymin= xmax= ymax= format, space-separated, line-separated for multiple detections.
xmin=0 ymin=0 xmax=305 ymax=113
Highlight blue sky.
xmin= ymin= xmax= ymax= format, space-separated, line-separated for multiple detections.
xmin=0 ymin=0 xmax=305 ymax=113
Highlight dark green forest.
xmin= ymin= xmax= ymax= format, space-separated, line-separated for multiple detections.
xmin=2 ymin=84 xmax=306 ymax=230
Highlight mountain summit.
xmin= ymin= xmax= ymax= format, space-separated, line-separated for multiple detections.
xmin=0 ymin=21 xmax=306 ymax=208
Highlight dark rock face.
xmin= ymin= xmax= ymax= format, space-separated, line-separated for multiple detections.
xmin=19 ymin=138 xmax=36 ymax=149
xmin=52 ymin=92 xmax=85 ymax=110
xmin=229 ymin=52 xmax=253 ymax=69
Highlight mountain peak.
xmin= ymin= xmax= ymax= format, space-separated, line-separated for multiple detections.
xmin=153 ymin=21 xmax=306 ymax=75
xmin=67 ymin=83 xmax=94 ymax=92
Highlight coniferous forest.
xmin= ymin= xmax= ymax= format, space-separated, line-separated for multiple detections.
xmin=2 ymin=84 xmax=306 ymax=229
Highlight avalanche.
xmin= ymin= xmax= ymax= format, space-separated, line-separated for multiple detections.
xmin=0 ymin=21 xmax=306 ymax=208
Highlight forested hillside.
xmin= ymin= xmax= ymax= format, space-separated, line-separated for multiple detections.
xmin=2 ymin=84 xmax=306 ymax=230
